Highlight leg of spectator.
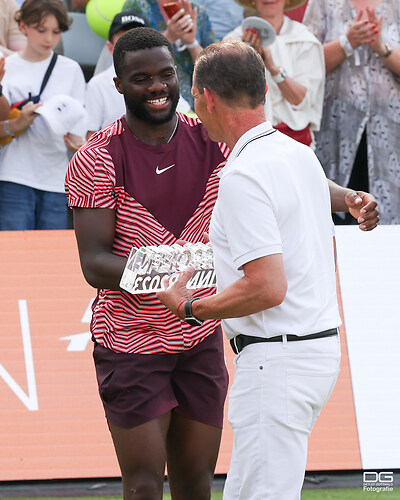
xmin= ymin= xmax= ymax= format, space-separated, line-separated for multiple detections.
xmin=166 ymin=413 xmax=222 ymax=500
xmin=36 ymin=190 xmax=69 ymax=230
xmin=0 ymin=181 xmax=36 ymax=230
xmin=108 ymin=413 xmax=171 ymax=500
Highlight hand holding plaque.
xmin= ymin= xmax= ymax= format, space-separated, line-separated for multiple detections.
xmin=120 ymin=242 xmax=216 ymax=294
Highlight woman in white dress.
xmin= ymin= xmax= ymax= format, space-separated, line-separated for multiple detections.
xmin=224 ymin=0 xmax=325 ymax=147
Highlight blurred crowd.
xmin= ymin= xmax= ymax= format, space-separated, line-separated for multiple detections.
xmin=0 ymin=0 xmax=399 ymax=230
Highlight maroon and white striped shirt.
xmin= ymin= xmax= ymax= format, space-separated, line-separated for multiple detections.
xmin=65 ymin=113 xmax=229 ymax=354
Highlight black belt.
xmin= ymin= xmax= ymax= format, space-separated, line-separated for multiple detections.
xmin=230 ymin=328 xmax=338 ymax=355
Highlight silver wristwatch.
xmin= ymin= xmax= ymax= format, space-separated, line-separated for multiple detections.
xmin=271 ymin=67 xmax=287 ymax=84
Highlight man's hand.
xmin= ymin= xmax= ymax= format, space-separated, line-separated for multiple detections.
xmin=345 ymin=190 xmax=379 ymax=231
xmin=157 ymin=266 xmax=195 ymax=318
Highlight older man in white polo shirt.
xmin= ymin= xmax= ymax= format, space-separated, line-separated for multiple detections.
xmin=157 ymin=40 xmax=372 ymax=499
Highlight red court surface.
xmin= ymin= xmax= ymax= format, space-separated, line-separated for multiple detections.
xmin=0 ymin=230 xmax=361 ymax=481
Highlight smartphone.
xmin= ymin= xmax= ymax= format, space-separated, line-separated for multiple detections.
xmin=163 ymin=2 xmax=181 ymax=18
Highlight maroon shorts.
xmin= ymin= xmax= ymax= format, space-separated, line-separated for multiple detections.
xmin=93 ymin=326 xmax=228 ymax=429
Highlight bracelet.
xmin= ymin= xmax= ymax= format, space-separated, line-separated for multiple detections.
xmin=177 ymin=299 xmax=187 ymax=318
xmin=3 ymin=120 xmax=15 ymax=138
xmin=185 ymin=39 xmax=199 ymax=49
xmin=175 ymin=38 xmax=187 ymax=52
xmin=381 ymin=42 xmax=393 ymax=58
xmin=0 ymin=83 xmax=3 ymax=98
xmin=339 ymin=34 xmax=354 ymax=57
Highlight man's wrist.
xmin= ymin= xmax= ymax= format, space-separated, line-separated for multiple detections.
xmin=177 ymin=299 xmax=186 ymax=319
xmin=183 ymin=298 xmax=204 ymax=326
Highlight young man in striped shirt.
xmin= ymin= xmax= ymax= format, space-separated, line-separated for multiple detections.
xmin=65 ymin=27 xmax=229 ymax=500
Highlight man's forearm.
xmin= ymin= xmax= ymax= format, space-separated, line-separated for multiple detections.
xmin=328 ymin=179 xmax=352 ymax=212
xmin=193 ymin=274 xmax=285 ymax=321
xmin=80 ymin=251 xmax=127 ymax=291
xmin=159 ymin=254 xmax=287 ymax=321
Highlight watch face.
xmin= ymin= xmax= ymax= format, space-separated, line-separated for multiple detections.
xmin=185 ymin=316 xmax=203 ymax=327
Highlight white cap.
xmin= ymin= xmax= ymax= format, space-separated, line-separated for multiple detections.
xmin=35 ymin=94 xmax=88 ymax=136
xmin=241 ymin=17 xmax=276 ymax=47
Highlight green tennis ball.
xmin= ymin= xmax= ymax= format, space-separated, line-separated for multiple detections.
xmin=86 ymin=0 xmax=127 ymax=39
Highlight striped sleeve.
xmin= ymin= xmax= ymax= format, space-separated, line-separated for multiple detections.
xmin=65 ymin=134 xmax=117 ymax=210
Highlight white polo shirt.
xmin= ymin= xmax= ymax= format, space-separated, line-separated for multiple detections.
xmin=209 ymin=121 xmax=341 ymax=340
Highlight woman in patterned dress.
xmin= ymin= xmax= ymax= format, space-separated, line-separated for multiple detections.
xmin=303 ymin=0 xmax=400 ymax=224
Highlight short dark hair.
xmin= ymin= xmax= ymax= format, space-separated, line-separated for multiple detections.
xmin=15 ymin=0 xmax=71 ymax=32
xmin=113 ymin=27 xmax=175 ymax=78
xmin=194 ymin=40 xmax=266 ymax=108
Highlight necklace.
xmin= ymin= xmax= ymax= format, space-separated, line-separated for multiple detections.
xmin=131 ymin=114 xmax=179 ymax=144
xmin=166 ymin=115 xmax=179 ymax=143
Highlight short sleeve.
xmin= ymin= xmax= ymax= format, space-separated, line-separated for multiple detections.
xmin=85 ymin=79 xmax=103 ymax=132
xmin=65 ymin=144 xmax=117 ymax=209
xmin=218 ymin=170 xmax=282 ymax=270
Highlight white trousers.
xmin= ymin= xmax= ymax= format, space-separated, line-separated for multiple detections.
xmin=223 ymin=334 xmax=341 ymax=500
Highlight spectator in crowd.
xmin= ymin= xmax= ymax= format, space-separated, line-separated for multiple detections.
xmin=122 ymin=0 xmax=215 ymax=106
xmin=224 ymin=0 xmax=324 ymax=147
xmin=303 ymin=0 xmax=400 ymax=224
xmin=195 ymin=0 xmax=244 ymax=40
xmin=0 ymin=0 xmax=27 ymax=56
xmin=0 ymin=0 xmax=87 ymax=230
xmin=64 ymin=0 xmax=87 ymax=11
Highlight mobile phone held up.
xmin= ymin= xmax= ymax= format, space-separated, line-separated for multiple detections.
xmin=163 ymin=2 xmax=181 ymax=17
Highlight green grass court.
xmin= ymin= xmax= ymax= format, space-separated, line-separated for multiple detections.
xmin=1 ymin=489 xmax=400 ymax=500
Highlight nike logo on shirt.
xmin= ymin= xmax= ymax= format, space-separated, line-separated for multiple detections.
xmin=156 ymin=164 xmax=175 ymax=175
